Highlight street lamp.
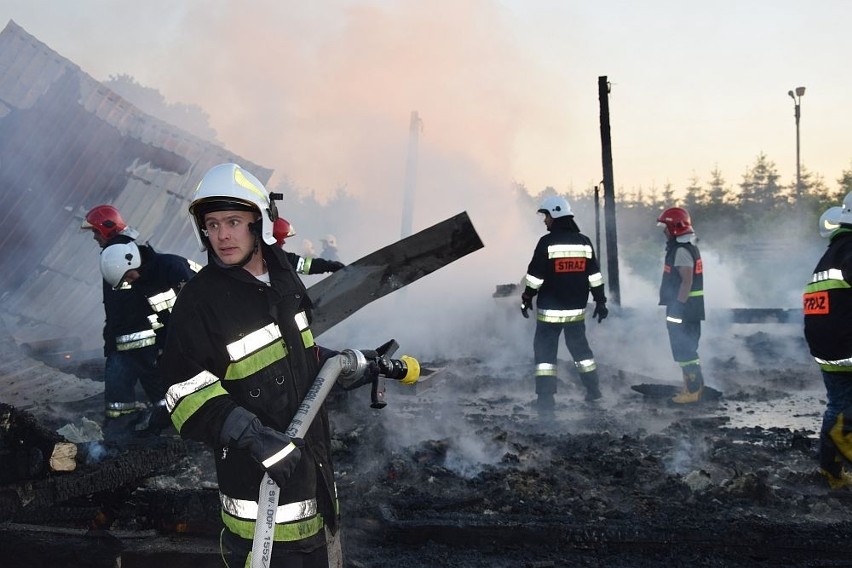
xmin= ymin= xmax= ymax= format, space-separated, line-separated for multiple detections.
xmin=788 ymin=86 xmax=805 ymax=200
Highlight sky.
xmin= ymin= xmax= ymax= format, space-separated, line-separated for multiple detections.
xmin=0 ymin=1 xmax=828 ymax=422
xmin=2 ymin=0 xmax=851 ymax=203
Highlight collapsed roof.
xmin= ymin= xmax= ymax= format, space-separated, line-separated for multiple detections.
xmin=0 ymin=19 xmax=272 ymax=349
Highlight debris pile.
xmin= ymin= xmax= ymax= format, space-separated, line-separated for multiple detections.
xmin=3 ymin=331 xmax=852 ymax=567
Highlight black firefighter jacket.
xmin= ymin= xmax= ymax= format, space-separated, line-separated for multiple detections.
xmin=804 ymin=228 xmax=852 ymax=372
xmin=523 ymin=218 xmax=606 ymax=322
xmin=159 ymin=244 xmax=337 ymax=550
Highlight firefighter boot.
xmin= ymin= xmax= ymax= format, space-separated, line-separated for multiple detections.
xmin=580 ymin=370 xmax=602 ymax=402
xmin=671 ymin=364 xmax=704 ymax=404
xmin=820 ymin=468 xmax=852 ymax=489
xmin=535 ymin=376 xmax=556 ymax=414
xmin=829 ymin=408 xmax=852 ymax=463
xmin=818 ymin=433 xmax=850 ymax=488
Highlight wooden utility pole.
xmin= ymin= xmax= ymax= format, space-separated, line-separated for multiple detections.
xmin=598 ymin=76 xmax=621 ymax=306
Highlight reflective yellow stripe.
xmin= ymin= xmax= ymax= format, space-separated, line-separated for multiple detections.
xmin=295 ymin=312 xmax=315 ymax=348
xmin=535 ymin=363 xmax=557 ymax=376
xmin=536 ymin=308 xmax=585 ymax=323
xmin=226 ymin=341 xmax=287 ymax=380
xmin=575 ymin=358 xmax=597 ymax=372
xmin=234 ymin=168 xmax=268 ymax=202
xmin=166 ymin=370 xmax=229 ymax=432
xmin=296 ymin=256 xmax=311 ymax=274
xmin=221 ymin=494 xmax=317 ymax=523
xmin=222 ymin=510 xmax=325 ymax=542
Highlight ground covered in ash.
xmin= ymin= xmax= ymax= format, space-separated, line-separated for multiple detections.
xmin=19 ymin=322 xmax=852 ymax=567
xmin=324 ymin=327 xmax=852 ymax=567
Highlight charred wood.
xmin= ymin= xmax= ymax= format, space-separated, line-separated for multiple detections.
xmin=0 ymin=437 xmax=186 ymax=522
xmin=0 ymin=402 xmax=77 ymax=483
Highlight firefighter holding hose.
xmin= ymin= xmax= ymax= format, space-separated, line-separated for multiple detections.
xmin=159 ymin=163 xmax=348 ymax=566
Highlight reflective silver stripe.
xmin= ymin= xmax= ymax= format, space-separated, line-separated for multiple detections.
xmin=535 ymin=363 xmax=557 ymax=376
xmin=547 ymin=243 xmax=592 ymax=259
xmin=262 ymin=442 xmax=297 ymax=469
xmin=811 ymin=268 xmax=845 ymax=283
xmin=295 ymin=311 xmax=310 ymax=331
xmin=295 ymin=257 xmax=307 ymax=274
xmin=666 ymin=315 xmax=683 ymax=324
xmin=537 ymin=308 xmax=585 ymax=323
xmin=575 ymin=358 xmax=597 ymax=372
xmin=523 ymin=274 xmax=544 ymax=289
xmin=147 ymin=314 xmax=164 ymax=330
xmin=165 ymin=370 xmax=220 ymax=412
xmin=148 ymin=289 xmax=177 ymax=313
xmin=115 ymin=329 xmax=157 ymax=350
xmin=226 ymin=322 xmax=281 ymax=362
xmin=189 ymin=260 xmax=203 ymax=272
xmin=588 ymin=272 xmax=603 ymax=287
xmin=815 ymin=356 xmax=852 ymax=367
xmin=220 ymin=493 xmax=318 ymax=523
xmin=106 ymin=401 xmax=138 ymax=412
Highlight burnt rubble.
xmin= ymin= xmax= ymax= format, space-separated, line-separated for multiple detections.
xmin=2 ymin=332 xmax=852 ymax=567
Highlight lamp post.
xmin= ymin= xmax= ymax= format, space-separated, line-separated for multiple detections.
xmin=788 ymin=86 xmax=805 ymax=200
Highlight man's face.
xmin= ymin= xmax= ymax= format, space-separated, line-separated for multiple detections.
xmin=122 ymin=269 xmax=141 ymax=286
xmin=88 ymin=229 xmax=107 ymax=247
xmin=203 ymin=210 xmax=258 ymax=265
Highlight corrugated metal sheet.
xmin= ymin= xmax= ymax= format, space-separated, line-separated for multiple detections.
xmin=0 ymin=19 xmax=273 ymax=350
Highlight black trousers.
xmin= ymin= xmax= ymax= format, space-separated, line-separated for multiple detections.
xmin=221 ymin=528 xmax=329 ymax=568
xmin=665 ymin=320 xmax=701 ymax=364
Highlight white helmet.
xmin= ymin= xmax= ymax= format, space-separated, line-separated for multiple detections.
xmin=537 ymin=196 xmax=573 ymax=219
xmin=100 ymin=241 xmax=141 ymax=289
xmin=820 ymin=206 xmax=843 ymax=238
xmin=839 ymin=192 xmax=852 ymax=226
xmin=188 ymin=163 xmax=279 ymax=251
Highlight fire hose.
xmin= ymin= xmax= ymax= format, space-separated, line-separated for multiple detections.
xmin=250 ymin=340 xmax=419 ymax=567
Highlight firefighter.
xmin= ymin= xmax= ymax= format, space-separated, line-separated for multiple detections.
xmin=657 ymin=206 xmax=705 ymax=404
xmin=99 ymin=239 xmax=198 ymax=434
xmin=81 ymin=205 xmax=163 ymax=438
xmin=158 ymin=163 xmax=345 ymax=566
xmin=804 ymin=200 xmax=852 ymax=488
xmin=521 ymin=195 xmax=608 ymax=410
xmin=273 ymin=218 xmax=345 ymax=275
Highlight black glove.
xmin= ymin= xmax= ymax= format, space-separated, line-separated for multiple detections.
xmin=327 ymin=261 xmax=345 ymax=272
xmin=521 ymin=293 xmax=533 ymax=319
xmin=593 ymin=301 xmax=608 ymax=323
xmin=221 ymin=408 xmax=302 ymax=487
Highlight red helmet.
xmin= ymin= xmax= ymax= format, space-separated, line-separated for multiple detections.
xmin=657 ymin=207 xmax=693 ymax=237
xmin=81 ymin=205 xmax=127 ymax=240
xmin=273 ymin=218 xmax=296 ymax=246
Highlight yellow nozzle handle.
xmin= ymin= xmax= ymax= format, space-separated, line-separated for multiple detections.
xmin=399 ymin=355 xmax=420 ymax=384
